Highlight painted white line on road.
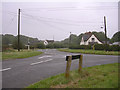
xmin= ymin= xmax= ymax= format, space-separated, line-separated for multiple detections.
xmin=31 ymin=59 xmax=53 ymax=66
xmin=43 ymin=59 xmax=53 ymax=62
xmin=38 ymin=57 xmax=44 ymax=59
xmin=38 ymin=55 xmax=52 ymax=59
xmin=0 ymin=68 xmax=11 ymax=72
xmin=31 ymin=61 xmax=44 ymax=65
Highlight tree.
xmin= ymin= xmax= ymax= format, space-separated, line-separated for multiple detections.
xmin=92 ymin=31 xmax=110 ymax=42
xmin=46 ymin=43 xmax=54 ymax=48
xmin=110 ymin=31 xmax=120 ymax=43
xmin=12 ymin=39 xmax=25 ymax=49
xmin=53 ymin=42 xmax=65 ymax=48
xmin=37 ymin=42 xmax=45 ymax=49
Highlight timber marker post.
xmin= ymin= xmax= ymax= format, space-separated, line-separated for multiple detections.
xmin=65 ymin=55 xmax=83 ymax=78
xmin=78 ymin=55 xmax=83 ymax=73
xmin=65 ymin=56 xmax=72 ymax=78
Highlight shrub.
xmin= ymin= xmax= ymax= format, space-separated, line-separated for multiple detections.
xmin=12 ymin=40 xmax=25 ymax=49
xmin=2 ymin=45 xmax=9 ymax=52
xmin=53 ymin=42 xmax=65 ymax=48
xmin=94 ymin=44 xmax=120 ymax=51
xmin=94 ymin=44 xmax=105 ymax=50
xmin=69 ymin=44 xmax=80 ymax=49
xmin=69 ymin=44 xmax=92 ymax=49
xmin=46 ymin=43 xmax=54 ymax=48
xmin=84 ymin=45 xmax=92 ymax=49
xmin=37 ymin=42 xmax=45 ymax=49
xmin=109 ymin=45 xmax=120 ymax=51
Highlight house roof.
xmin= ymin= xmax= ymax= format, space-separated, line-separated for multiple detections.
xmin=46 ymin=40 xmax=54 ymax=43
xmin=82 ymin=32 xmax=92 ymax=41
xmin=82 ymin=32 xmax=103 ymax=44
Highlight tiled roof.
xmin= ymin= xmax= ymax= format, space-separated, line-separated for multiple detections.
xmin=46 ymin=40 xmax=54 ymax=43
xmin=83 ymin=32 xmax=92 ymax=41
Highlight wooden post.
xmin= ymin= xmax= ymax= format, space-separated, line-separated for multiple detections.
xmin=104 ymin=16 xmax=107 ymax=51
xmin=65 ymin=56 xmax=72 ymax=78
xmin=18 ymin=9 xmax=21 ymax=51
xmin=78 ymin=55 xmax=83 ymax=73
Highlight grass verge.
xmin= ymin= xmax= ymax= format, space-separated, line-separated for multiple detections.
xmin=2 ymin=50 xmax=43 ymax=60
xmin=58 ymin=49 xmax=120 ymax=55
xmin=26 ymin=63 xmax=118 ymax=88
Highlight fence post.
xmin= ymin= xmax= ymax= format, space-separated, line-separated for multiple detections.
xmin=78 ymin=55 xmax=83 ymax=73
xmin=65 ymin=56 xmax=72 ymax=78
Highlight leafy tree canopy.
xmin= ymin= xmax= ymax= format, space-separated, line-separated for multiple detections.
xmin=110 ymin=31 xmax=120 ymax=43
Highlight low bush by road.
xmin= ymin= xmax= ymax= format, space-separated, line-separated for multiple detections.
xmin=27 ymin=63 xmax=118 ymax=88
xmin=2 ymin=50 xmax=43 ymax=60
xmin=58 ymin=49 xmax=120 ymax=55
xmin=69 ymin=44 xmax=120 ymax=51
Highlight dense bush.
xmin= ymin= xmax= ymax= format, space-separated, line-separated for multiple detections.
xmin=2 ymin=45 xmax=9 ymax=52
xmin=69 ymin=44 xmax=120 ymax=51
xmin=37 ymin=42 xmax=45 ymax=49
xmin=12 ymin=40 xmax=25 ymax=49
xmin=46 ymin=42 xmax=67 ymax=49
xmin=94 ymin=44 xmax=105 ymax=50
xmin=53 ymin=42 xmax=64 ymax=48
xmin=109 ymin=45 xmax=120 ymax=51
xmin=94 ymin=44 xmax=120 ymax=51
xmin=69 ymin=44 xmax=80 ymax=49
xmin=69 ymin=44 xmax=92 ymax=49
xmin=46 ymin=43 xmax=54 ymax=48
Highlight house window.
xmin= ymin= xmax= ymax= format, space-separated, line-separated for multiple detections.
xmin=92 ymin=38 xmax=95 ymax=42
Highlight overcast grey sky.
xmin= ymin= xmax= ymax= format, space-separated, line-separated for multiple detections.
xmin=2 ymin=1 xmax=118 ymax=41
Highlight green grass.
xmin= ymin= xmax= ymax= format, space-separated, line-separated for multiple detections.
xmin=58 ymin=49 xmax=120 ymax=55
xmin=2 ymin=49 xmax=43 ymax=60
xmin=26 ymin=63 xmax=118 ymax=88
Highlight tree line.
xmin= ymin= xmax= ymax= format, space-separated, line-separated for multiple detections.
xmin=1 ymin=31 xmax=120 ymax=51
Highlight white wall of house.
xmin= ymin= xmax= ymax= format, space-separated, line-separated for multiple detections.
xmin=80 ymin=37 xmax=85 ymax=45
xmin=80 ymin=34 xmax=102 ymax=45
xmin=86 ymin=35 xmax=102 ymax=45
xmin=44 ymin=40 xmax=48 ymax=45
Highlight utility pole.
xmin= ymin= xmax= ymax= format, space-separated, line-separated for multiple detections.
xmin=27 ymin=38 xmax=30 ymax=50
xmin=53 ymin=35 xmax=54 ymax=41
xmin=53 ymin=35 xmax=54 ymax=49
xmin=18 ymin=9 xmax=21 ymax=51
xmin=104 ymin=16 xmax=107 ymax=51
xmin=69 ymin=32 xmax=71 ymax=48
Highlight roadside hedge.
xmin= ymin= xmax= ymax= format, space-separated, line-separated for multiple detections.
xmin=69 ymin=44 xmax=120 ymax=51
xmin=108 ymin=45 xmax=120 ymax=51
xmin=69 ymin=44 xmax=92 ymax=49
xmin=94 ymin=44 xmax=120 ymax=51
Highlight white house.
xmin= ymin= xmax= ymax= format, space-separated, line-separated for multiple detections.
xmin=44 ymin=40 xmax=54 ymax=45
xmin=80 ymin=32 xmax=103 ymax=45
xmin=112 ymin=42 xmax=120 ymax=46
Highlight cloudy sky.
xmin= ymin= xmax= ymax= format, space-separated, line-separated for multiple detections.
xmin=2 ymin=1 xmax=118 ymax=41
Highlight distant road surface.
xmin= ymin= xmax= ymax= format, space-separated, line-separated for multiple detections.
xmin=2 ymin=49 xmax=118 ymax=88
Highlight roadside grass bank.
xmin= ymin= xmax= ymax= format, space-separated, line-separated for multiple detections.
xmin=26 ymin=63 xmax=118 ymax=88
xmin=2 ymin=49 xmax=43 ymax=60
xmin=58 ymin=49 xmax=120 ymax=55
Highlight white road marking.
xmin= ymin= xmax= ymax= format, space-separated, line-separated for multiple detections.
xmin=38 ymin=55 xmax=52 ymax=59
xmin=30 ymin=61 xmax=44 ymax=65
xmin=43 ymin=59 xmax=53 ymax=62
xmin=0 ymin=68 xmax=11 ymax=72
xmin=30 ymin=59 xmax=53 ymax=65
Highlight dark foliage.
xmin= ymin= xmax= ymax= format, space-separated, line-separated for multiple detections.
xmin=94 ymin=44 xmax=120 ymax=51
xmin=37 ymin=42 xmax=45 ymax=49
xmin=110 ymin=31 xmax=120 ymax=43
xmin=69 ymin=44 xmax=92 ymax=49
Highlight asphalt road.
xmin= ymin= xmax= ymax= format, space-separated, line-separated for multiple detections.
xmin=2 ymin=49 xmax=118 ymax=88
